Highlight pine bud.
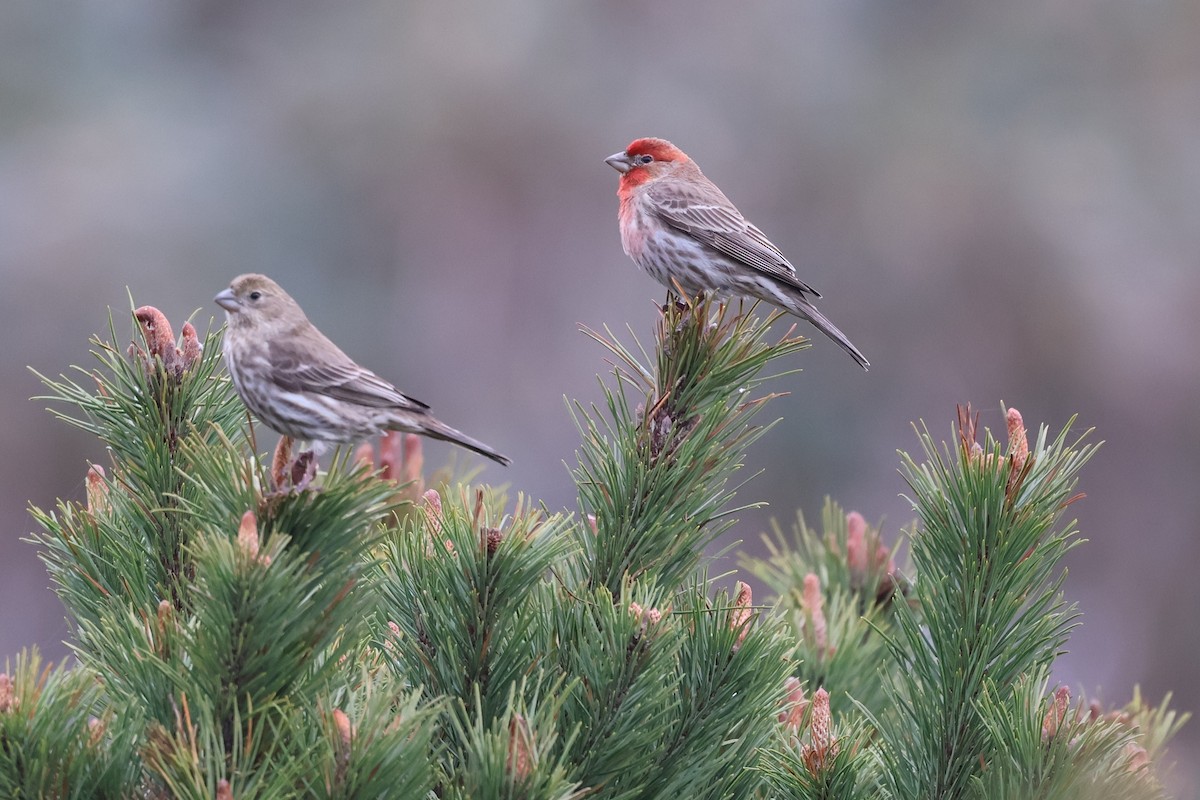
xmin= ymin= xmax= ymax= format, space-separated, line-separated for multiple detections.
xmin=397 ymin=433 xmax=423 ymax=486
xmin=1006 ymin=407 xmax=1029 ymax=471
xmin=156 ymin=599 xmax=173 ymax=658
xmin=382 ymin=620 xmax=401 ymax=652
xmin=180 ymin=322 xmax=202 ymax=371
xmin=506 ymin=713 xmax=534 ymax=781
xmin=0 ymin=673 xmax=15 ymax=713
xmin=629 ymin=602 xmax=662 ymax=627
xmin=353 ymin=441 xmax=375 ymax=469
xmin=846 ymin=511 xmax=867 ymax=574
xmin=778 ymin=676 xmax=807 ymax=732
xmin=237 ymin=510 xmax=260 ymax=561
xmin=134 ymin=306 xmax=180 ymax=376
xmin=421 ymin=490 xmax=443 ymax=534
xmin=730 ymin=581 xmax=753 ymax=651
xmin=1042 ymin=686 xmax=1070 ymax=740
xmin=332 ymin=708 xmax=353 ymax=787
xmin=270 ymin=436 xmax=293 ymax=490
xmin=801 ymin=573 xmax=829 ymax=657
xmin=1123 ymin=741 xmax=1150 ymax=773
xmin=88 ymin=716 xmax=106 ymax=746
xmin=333 ymin=708 xmax=353 ymax=748
xmin=802 ymin=687 xmax=838 ymax=774
xmin=485 ymin=527 xmax=503 ymax=557
xmin=216 ymin=778 xmax=233 ymax=800
xmin=86 ymin=465 xmax=110 ymax=515
xmin=810 ymin=688 xmax=832 ymax=752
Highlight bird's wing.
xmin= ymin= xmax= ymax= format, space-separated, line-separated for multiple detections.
xmin=267 ymin=335 xmax=430 ymax=411
xmin=645 ymin=179 xmax=821 ymax=298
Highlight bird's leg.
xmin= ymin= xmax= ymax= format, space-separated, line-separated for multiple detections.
xmin=267 ymin=436 xmax=318 ymax=493
xmin=660 ymin=287 xmax=691 ymax=315
xmin=290 ymin=450 xmax=318 ymax=491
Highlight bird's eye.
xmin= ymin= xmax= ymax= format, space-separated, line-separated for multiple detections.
xmin=248 ymin=291 xmax=262 ymax=301
xmin=637 ymin=154 xmax=654 ymax=165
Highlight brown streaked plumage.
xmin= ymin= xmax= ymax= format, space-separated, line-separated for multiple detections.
xmin=606 ymin=137 xmax=869 ymax=370
xmin=215 ymin=274 xmax=510 ymax=465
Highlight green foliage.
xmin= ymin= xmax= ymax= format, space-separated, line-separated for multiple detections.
xmin=871 ymin=409 xmax=1097 ymax=800
xmin=0 ymin=649 xmax=140 ymax=799
xmin=759 ymin=703 xmax=875 ymax=800
xmin=971 ymin=674 xmax=1159 ymax=800
xmin=376 ymin=488 xmax=570 ymax=722
xmin=569 ymin=299 xmax=807 ymax=595
xmin=30 ymin=311 xmax=245 ymax=614
xmin=741 ymin=498 xmax=908 ymax=719
xmin=6 ymin=300 xmax=1190 ymax=799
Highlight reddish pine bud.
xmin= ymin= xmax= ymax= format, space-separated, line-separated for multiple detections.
xmin=730 ymin=581 xmax=753 ymax=651
xmin=1006 ymin=407 xmax=1029 ymax=471
xmin=802 ymin=688 xmax=838 ymax=774
xmin=801 ymin=574 xmax=829 ymax=657
xmin=1042 ymin=686 xmax=1071 ymax=740
xmin=506 ymin=713 xmax=534 ymax=781
xmin=156 ymin=599 xmax=174 ymax=658
xmin=87 ymin=716 xmax=106 ymax=746
xmin=134 ymin=306 xmax=180 ymax=375
xmin=333 ymin=708 xmax=353 ymax=748
xmin=382 ymin=620 xmax=401 ymax=652
xmin=271 ymin=436 xmax=293 ymax=490
xmin=216 ymin=779 xmax=233 ymax=800
xmin=86 ymin=465 xmax=110 ymax=515
xmin=237 ymin=510 xmax=259 ymax=561
xmin=778 ymin=676 xmax=807 ymax=732
xmin=398 ymin=433 xmax=423 ymax=486
xmin=810 ymin=688 xmax=832 ymax=752
xmin=353 ymin=442 xmax=375 ymax=469
xmin=420 ymin=490 xmax=454 ymax=554
xmin=1124 ymin=742 xmax=1150 ymax=773
xmin=180 ymin=322 xmax=202 ymax=370
xmin=421 ymin=490 xmax=443 ymax=536
xmin=846 ymin=511 xmax=867 ymax=574
xmin=0 ymin=673 xmax=15 ymax=713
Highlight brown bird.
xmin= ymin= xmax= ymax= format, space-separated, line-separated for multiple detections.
xmin=607 ymin=137 xmax=868 ymax=369
xmin=215 ymin=274 xmax=510 ymax=465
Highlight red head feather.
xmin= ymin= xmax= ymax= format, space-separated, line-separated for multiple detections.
xmin=617 ymin=138 xmax=690 ymax=192
xmin=625 ymin=138 xmax=688 ymax=163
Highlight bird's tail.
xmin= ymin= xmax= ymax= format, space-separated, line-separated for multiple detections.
xmin=778 ymin=289 xmax=870 ymax=370
xmin=397 ymin=415 xmax=512 ymax=466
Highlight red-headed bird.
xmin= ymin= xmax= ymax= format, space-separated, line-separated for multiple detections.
xmin=606 ymin=137 xmax=869 ymax=370
xmin=215 ymin=273 xmax=510 ymax=465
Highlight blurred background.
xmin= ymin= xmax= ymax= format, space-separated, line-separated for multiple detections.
xmin=1 ymin=0 xmax=1196 ymax=790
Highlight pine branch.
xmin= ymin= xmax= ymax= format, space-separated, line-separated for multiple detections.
xmin=14 ymin=297 xmax=1191 ymax=798
xmin=741 ymin=498 xmax=909 ymax=719
xmin=0 ymin=649 xmax=141 ymax=799
xmin=30 ymin=310 xmax=244 ymax=619
xmin=872 ymin=406 xmax=1098 ymax=800
xmin=569 ymin=296 xmax=808 ymax=595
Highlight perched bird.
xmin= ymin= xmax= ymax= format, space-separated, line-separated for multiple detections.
xmin=215 ymin=274 xmax=510 ymax=465
xmin=606 ymin=137 xmax=869 ymax=369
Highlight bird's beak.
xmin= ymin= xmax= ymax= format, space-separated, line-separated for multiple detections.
xmin=214 ymin=288 xmax=239 ymax=312
xmin=605 ymin=151 xmax=634 ymax=174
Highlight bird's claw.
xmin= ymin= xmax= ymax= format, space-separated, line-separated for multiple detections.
xmin=290 ymin=450 xmax=318 ymax=491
